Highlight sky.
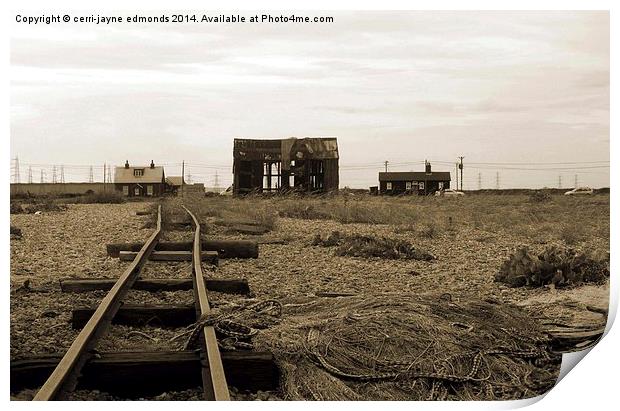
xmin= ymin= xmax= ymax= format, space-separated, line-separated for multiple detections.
xmin=10 ymin=11 xmax=609 ymax=189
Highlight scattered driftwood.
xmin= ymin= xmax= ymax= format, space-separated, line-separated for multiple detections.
xmin=547 ymin=325 xmax=605 ymax=353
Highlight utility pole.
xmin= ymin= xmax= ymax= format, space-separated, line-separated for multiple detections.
xmin=186 ymin=166 xmax=192 ymax=185
xmin=458 ymin=156 xmax=464 ymax=191
xmin=214 ymin=171 xmax=220 ymax=190
xmin=28 ymin=166 xmax=33 ymax=184
xmin=40 ymin=170 xmax=45 ymax=183
xmin=478 ymin=172 xmax=482 ymax=190
xmin=108 ymin=167 xmax=112 ymax=185
xmin=89 ymin=166 xmax=94 ymax=183
xmin=181 ymin=160 xmax=185 ymax=197
xmin=496 ymin=172 xmax=500 ymax=190
xmin=60 ymin=165 xmax=65 ymax=184
xmin=454 ymin=163 xmax=458 ymax=189
xmin=558 ymin=175 xmax=562 ymax=189
xmin=12 ymin=156 xmax=21 ymax=183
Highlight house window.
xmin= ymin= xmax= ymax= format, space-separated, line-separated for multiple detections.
xmin=122 ymin=185 xmax=129 ymax=196
xmin=134 ymin=187 xmax=140 ymax=196
xmin=386 ymin=182 xmax=392 ymax=190
xmin=406 ymin=181 xmax=412 ymax=190
xmin=134 ymin=169 xmax=144 ymax=177
xmin=147 ymin=185 xmax=153 ymax=196
xmin=439 ymin=182 xmax=444 ymax=190
xmin=419 ymin=182 xmax=425 ymax=190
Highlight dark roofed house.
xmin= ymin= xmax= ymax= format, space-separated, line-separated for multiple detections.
xmin=114 ymin=160 xmax=166 ymax=197
xmin=379 ymin=161 xmax=451 ymax=195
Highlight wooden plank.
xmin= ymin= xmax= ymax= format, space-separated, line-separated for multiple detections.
xmin=60 ymin=278 xmax=250 ymax=294
xmin=228 ymin=224 xmax=269 ymax=235
xmin=33 ymin=206 xmax=162 ymax=401
xmin=72 ymin=304 xmax=196 ymax=329
xmin=118 ymin=250 xmax=218 ymax=265
xmin=106 ymin=240 xmax=259 ymax=259
xmin=12 ymin=350 xmax=278 ymax=397
xmin=184 ymin=206 xmax=230 ymax=401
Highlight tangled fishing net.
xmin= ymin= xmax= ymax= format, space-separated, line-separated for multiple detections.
xmin=495 ymin=245 xmax=609 ymax=288
xmin=247 ymin=293 xmax=561 ymax=400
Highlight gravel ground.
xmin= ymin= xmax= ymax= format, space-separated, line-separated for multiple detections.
xmin=214 ymin=216 xmax=609 ymax=323
xmin=10 ymin=199 xmax=609 ymax=400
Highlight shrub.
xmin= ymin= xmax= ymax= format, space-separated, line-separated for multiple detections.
xmin=74 ymin=191 xmax=126 ymax=204
xmin=529 ymin=191 xmax=552 ymax=203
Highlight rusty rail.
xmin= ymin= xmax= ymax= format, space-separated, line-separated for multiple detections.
xmin=33 ymin=205 xmax=162 ymax=400
xmin=183 ymin=206 xmax=230 ymax=400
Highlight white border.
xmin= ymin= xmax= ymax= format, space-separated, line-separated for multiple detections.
xmin=3 ymin=1 xmax=616 ymax=410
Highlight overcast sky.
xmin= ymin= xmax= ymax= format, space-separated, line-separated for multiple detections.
xmin=10 ymin=11 xmax=609 ymax=189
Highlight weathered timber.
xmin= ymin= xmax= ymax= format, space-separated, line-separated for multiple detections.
xmin=106 ymin=240 xmax=258 ymax=259
xmin=33 ymin=205 xmax=163 ymax=401
xmin=72 ymin=304 xmax=195 ymax=329
xmin=316 ymin=291 xmax=357 ymax=298
xmin=136 ymin=211 xmax=152 ymax=216
xmin=11 ymin=350 xmax=278 ymax=397
xmin=228 ymin=224 xmax=270 ymax=235
xmin=60 ymin=278 xmax=250 ymax=294
xmin=118 ymin=250 xmax=218 ymax=264
xmin=214 ymin=219 xmax=265 ymax=227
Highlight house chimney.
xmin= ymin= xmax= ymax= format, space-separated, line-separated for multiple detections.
xmin=425 ymin=160 xmax=432 ymax=174
xmin=125 ymin=160 xmax=129 ymax=169
xmin=150 ymin=160 xmax=155 ymax=169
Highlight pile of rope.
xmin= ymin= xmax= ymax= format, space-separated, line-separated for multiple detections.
xmin=495 ymin=245 xmax=609 ymax=288
xmin=251 ymin=293 xmax=560 ymax=400
xmin=170 ymin=300 xmax=283 ymax=351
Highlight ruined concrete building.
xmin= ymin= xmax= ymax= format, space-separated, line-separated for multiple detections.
xmin=232 ymin=138 xmax=339 ymax=195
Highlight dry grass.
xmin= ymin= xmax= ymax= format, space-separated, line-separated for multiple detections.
xmin=274 ymin=193 xmax=608 ymax=245
xmin=162 ymin=193 xmax=608 ymax=246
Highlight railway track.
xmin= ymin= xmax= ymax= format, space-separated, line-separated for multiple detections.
xmin=25 ymin=204 xmax=273 ymax=401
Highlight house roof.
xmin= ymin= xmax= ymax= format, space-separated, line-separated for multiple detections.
xmin=166 ymin=176 xmax=184 ymax=186
xmin=379 ymin=171 xmax=451 ymax=182
xmin=114 ymin=166 xmax=165 ymax=184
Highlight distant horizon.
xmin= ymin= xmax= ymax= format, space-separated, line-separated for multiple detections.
xmin=9 ymin=156 xmax=610 ymax=190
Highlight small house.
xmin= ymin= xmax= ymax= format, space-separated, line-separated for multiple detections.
xmin=379 ymin=161 xmax=451 ymax=195
xmin=114 ymin=160 xmax=166 ymax=197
